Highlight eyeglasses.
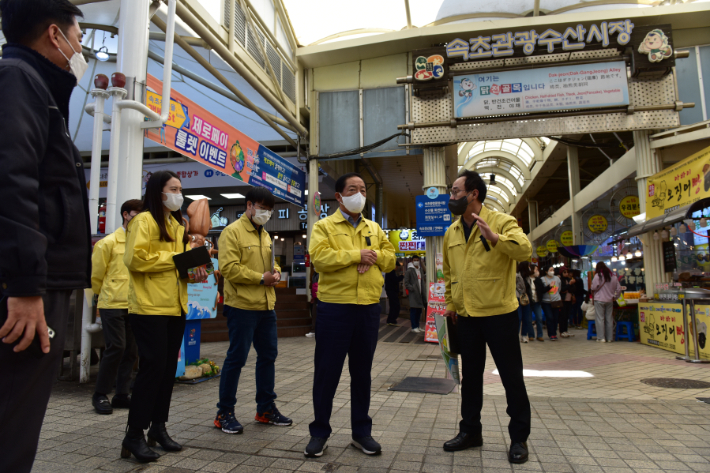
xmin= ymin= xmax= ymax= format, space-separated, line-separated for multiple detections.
xmin=450 ymin=189 xmax=467 ymax=198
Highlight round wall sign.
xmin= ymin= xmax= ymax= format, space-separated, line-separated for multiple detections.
xmin=537 ymin=246 xmax=549 ymax=257
xmin=546 ymin=240 xmax=559 ymax=253
xmin=588 ymin=215 xmax=609 ymax=234
xmin=426 ymin=187 xmax=440 ymax=199
xmin=560 ymin=231 xmax=573 ymax=246
xmin=619 ymin=196 xmax=640 ymax=219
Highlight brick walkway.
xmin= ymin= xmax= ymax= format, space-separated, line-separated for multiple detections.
xmin=31 ymin=325 xmax=710 ymax=472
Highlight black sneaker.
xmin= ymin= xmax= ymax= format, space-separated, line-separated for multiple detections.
xmin=92 ymin=394 xmax=113 ymax=415
xmin=255 ymin=405 xmax=293 ymax=426
xmin=352 ymin=436 xmax=381 ymax=455
xmin=111 ymin=394 xmax=131 ymax=409
xmin=304 ymin=436 xmax=328 ymax=458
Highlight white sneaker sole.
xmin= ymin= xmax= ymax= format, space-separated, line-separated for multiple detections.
xmin=221 ymin=427 xmax=243 ymax=434
xmin=304 ymin=444 xmax=327 ymax=458
xmin=352 ymin=440 xmax=381 ymax=455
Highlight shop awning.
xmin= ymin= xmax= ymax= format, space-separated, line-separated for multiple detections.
xmin=626 ymin=198 xmax=710 ymax=238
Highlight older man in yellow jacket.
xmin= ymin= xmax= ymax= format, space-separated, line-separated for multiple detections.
xmin=442 ymin=170 xmax=532 ymax=464
xmin=213 ymin=186 xmax=292 ymax=435
xmin=304 ymin=173 xmax=396 ymax=459
xmin=90 ymin=199 xmax=142 ymax=415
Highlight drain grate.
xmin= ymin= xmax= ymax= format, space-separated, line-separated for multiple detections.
xmin=641 ymin=378 xmax=710 ymax=389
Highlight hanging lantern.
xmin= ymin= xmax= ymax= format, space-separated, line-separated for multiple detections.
xmin=653 ymin=231 xmax=660 ymax=241
xmin=661 ymin=228 xmax=669 ymax=239
xmin=611 ymin=256 xmax=618 ymax=262
xmin=679 ymin=224 xmax=687 ymax=233
xmin=689 ymin=221 xmax=696 ymax=231
xmin=634 ymin=249 xmax=642 ymax=257
xmin=701 ymin=217 xmax=708 ymax=228
xmin=670 ymin=226 xmax=677 ymax=236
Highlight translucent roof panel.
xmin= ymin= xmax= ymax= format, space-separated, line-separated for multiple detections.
xmin=488 ymin=185 xmax=509 ymax=202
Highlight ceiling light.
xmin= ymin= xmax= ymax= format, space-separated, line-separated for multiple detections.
xmin=661 ymin=228 xmax=668 ymax=239
xmin=611 ymin=256 xmax=618 ymax=262
xmin=679 ymin=224 xmax=687 ymax=233
xmin=634 ymin=249 xmax=642 ymax=257
xmin=95 ymin=45 xmax=110 ymax=62
xmin=670 ymin=226 xmax=677 ymax=236
xmin=305 ymin=190 xmax=309 ymax=195
xmin=302 ymin=234 xmax=307 ymax=238
xmin=653 ymin=231 xmax=659 ymax=241
xmin=185 ymin=195 xmax=211 ymax=200
xmin=221 ymin=193 xmax=244 ymax=199
xmin=626 ymin=254 xmax=634 ymax=260
xmin=621 ymin=260 xmax=626 ymax=265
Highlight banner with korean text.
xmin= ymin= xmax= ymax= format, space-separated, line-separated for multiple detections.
xmin=645 ymin=145 xmax=710 ymax=220
xmin=639 ymin=301 xmax=710 ymax=360
xmin=144 ymin=74 xmax=305 ymax=207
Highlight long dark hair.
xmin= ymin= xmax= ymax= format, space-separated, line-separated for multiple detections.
xmin=595 ymin=261 xmax=612 ymax=282
xmin=142 ymin=170 xmax=189 ymax=244
xmin=518 ymin=261 xmax=531 ymax=279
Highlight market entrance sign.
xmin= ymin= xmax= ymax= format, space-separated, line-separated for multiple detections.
xmin=144 ymin=74 xmax=305 ymax=207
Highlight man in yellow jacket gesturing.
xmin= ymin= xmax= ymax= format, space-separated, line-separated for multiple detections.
xmin=214 ymin=187 xmax=292 ymax=435
xmin=305 ymin=173 xmax=396 ymax=459
xmin=90 ymin=199 xmax=142 ymax=415
xmin=442 ymin=170 xmax=532 ymax=464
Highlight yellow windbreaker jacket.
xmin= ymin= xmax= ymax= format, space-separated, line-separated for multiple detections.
xmin=309 ymin=210 xmax=396 ymax=305
xmin=123 ymin=212 xmax=188 ymax=316
xmin=219 ymin=213 xmax=281 ymax=311
xmin=91 ymin=228 xmax=129 ymax=309
xmin=443 ymin=205 xmax=532 ymax=317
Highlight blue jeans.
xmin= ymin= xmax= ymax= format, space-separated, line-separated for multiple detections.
xmin=410 ymin=307 xmax=422 ymax=329
xmin=217 ymin=306 xmax=278 ymax=414
xmin=541 ymin=303 xmax=559 ymax=337
xmin=530 ymin=303 xmax=544 ymax=339
xmin=570 ymin=299 xmax=584 ymax=326
xmin=518 ymin=301 xmax=534 ymax=338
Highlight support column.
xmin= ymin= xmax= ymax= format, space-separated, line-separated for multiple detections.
xmin=567 ymin=146 xmax=583 ymax=244
xmin=306 ymin=158 xmax=319 ymax=303
xmin=114 ymin=0 xmax=151 ymax=230
xmin=422 ymin=147 xmax=447 ymax=285
xmin=634 ymin=130 xmax=664 ymax=295
xmin=375 ymin=183 xmax=383 ymax=227
xmin=528 ymin=200 xmax=539 ymax=233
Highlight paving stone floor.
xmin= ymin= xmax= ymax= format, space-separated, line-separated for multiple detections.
xmin=31 ymin=325 xmax=710 ymax=472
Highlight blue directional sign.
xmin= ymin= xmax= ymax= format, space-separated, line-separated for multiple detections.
xmin=416 ymin=194 xmax=452 ymax=237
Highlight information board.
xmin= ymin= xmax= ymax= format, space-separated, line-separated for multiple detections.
xmin=416 ymin=194 xmax=452 ymax=236
xmin=186 ymin=258 xmax=220 ymax=320
xmin=639 ymin=302 xmax=710 ymax=360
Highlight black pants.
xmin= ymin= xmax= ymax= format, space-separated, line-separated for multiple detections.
xmin=457 ymin=310 xmax=531 ymax=444
xmin=0 ymin=290 xmax=72 ymax=473
xmin=310 ymin=301 xmax=380 ymax=439
xmin=128 ymin=313 xmax=185 ymax=429
xmin=95 ymin=308 xmax=138 ymax=396
xmin=560 ymin=301 xmax=571 ymax=333
xmin=386 ymin=289 xmax=400 ymax=324
xmin=310 ymin=299 xmax=318 ymax=332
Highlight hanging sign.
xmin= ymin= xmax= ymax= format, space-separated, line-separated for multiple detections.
xmin=546 ymin=240 xmax=559 ymax=253
xmin=415 ymin=194 xmax=452 ymax=236
xmin=619 ymin=195 xmax=641 ymax=218
xmin=645 ymin=144 xmax=710 ymax=220
xmin=537 ymin=246 xmax=549 ymax=257
xmin=560 ymin=231 xmax=574 ymax=246
xmin=144 ymin=74 xmax=305 ymax=207
xmin=588 ymin=215 xmax=609 ymax=233
xmin=388 ymin=229 xmax=426 ymax=255
xmin=312 ymin=191 xmax=322 ymax=215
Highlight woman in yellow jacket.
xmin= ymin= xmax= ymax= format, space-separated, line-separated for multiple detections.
xmin=120 ymin=171 xmax=206 ymax=463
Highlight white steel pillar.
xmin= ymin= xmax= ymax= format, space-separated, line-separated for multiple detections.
xmin=88 ymin=89 xmax=109 ymax=234
xmin=634 ymin=130 xmax=664 ymax=295
xmin=306 ymin=158 xmax=319 ymax=303
xmin=528 ymin=200 xmax=539 ymax=232
xmin=114 ymin=0 xmax=151 ymax=229
xmin=567 ymin=146 xmax=583 ymax=244
xmin=422 ymin=147 xmax=447 ymax=285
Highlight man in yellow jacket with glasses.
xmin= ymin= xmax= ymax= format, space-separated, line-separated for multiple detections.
xmin=304 ymin=173 xmax=396 ymax=459
xmin=214 ymin=186 xmax=292 ymax=435
xmin=90 ymin=199 xmax=142 ymax=415
xmin=442 ymin=170 xmax=532 ymax=464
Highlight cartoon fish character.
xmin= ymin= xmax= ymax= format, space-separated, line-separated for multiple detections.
xmin=638 ymin=29 xmax=673 ymax=63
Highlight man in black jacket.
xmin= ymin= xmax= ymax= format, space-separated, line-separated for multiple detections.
xmin=384 ymin=263 xmax=403 ymax=325
xmin=0 ymin=1 xmax=90 ymax=471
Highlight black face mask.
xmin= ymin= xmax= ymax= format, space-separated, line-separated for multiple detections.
xmin=448 ymin=193 xmax=471 ymax=216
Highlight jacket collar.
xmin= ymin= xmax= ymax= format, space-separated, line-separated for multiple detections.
xmin=332 ymin=208 xmax=365 ymax=228
xmin=2 ymin=43 xmax=77 ymax=121
xmin=239 ymin=212 xmax=267 ymax=236
xmin=115 ymin=227 xmax=126 ymax=243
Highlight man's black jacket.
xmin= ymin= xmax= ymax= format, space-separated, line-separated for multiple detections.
xmin=0 ymin=44 xmax=90 ymax=296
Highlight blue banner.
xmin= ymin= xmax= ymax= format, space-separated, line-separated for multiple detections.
xmin=416 ymin=195 xmax=452 ymax=236
xmin=248 ymin=146 xmax=306 ymax=207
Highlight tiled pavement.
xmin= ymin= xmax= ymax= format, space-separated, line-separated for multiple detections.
xmin=31 ymin=325 xmax=710 ymax=472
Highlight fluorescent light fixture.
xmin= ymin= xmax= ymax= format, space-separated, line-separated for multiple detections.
xmin=221 ymin=193 xmax=245 ymax=199
xmin=305 ymin=190 xmax=309 ymax=195
xmin=492 ymin=369 xmax=593 ymax=378
xmin=185 ymin=195 xmax=211 ymax=200
xmin=95 ymin=46 xmax=109 ymax=62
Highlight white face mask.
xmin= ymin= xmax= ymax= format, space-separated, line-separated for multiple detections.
xmin=413 ymin=261 xmax=420 ymax=268
xmin=252 ymin=208 xmax=272 ymax=226
xmin=340 ymin=192 xmax=366 ymax=214
xmin=547 ymin=271 xmax=555 ymax=277
xmin=57 ymin=28 xmax=88 ymax=85
xmin=162 ymin=192 xmax=184 ymax=212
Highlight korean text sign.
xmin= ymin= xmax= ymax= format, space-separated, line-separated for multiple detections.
xmin=453 ymin=61 xmax=629 ymax=119
xmin=144 ymin=74 xmax=305 ymax=207
xmin=645 ymin=144 xmax=710 ymax=220
xmin=639 ymin=302 xmax=710 ymax=360
xmin=415 ymin=195 xmax=452 ymax=236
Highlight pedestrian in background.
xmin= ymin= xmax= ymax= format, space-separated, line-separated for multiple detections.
xmin=516 ymin=262 xmax=534 ymax=343
xmin=559 ymin=268 xmax=575 ymax=338
xmin=121 ymin=171 xmax=207 ymax=463
xmin=591 ymin=262 xmax=621 ymax=343
xmin=571 ymin=270 xmax=586 ymax=329
xmin=404 ymin=255 xmax=427 ymax=333
xmin=384 ymin=263 xmax=403 ymax=326
xmin=529 ymin=265 xmax=546 ymax=342
xmin=91 ymin=199 xmax=142 ymax=415
xmin=0 ymin=2 xmax=91 ymax=471
xmin=306 ymin=172 xmax=395 ymax=458
xmin=540 ymin=265 xmax=562 ymax=341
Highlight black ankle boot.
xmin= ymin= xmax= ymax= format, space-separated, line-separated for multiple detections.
xmin=121 ymin=426 xmax=159 ymax=463
xmin=147 ymin=422 xmax=182 ymax=452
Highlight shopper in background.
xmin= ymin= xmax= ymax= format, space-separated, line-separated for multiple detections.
xmin=591 ymin=262 xmax=621 ymax=343
xmin=540 ymin=265 xmax=562 ymax=341
xmin=306 ymin=172 xmax=396 ymax=458
xmin=215 ymin=186 xmax=292 ymax=434
xmin=121 ymin=171 xmax=207 ymax=463
xmin=529 ymin=265 xmax=546 ymax=342
xmin=91 ymin=199 xmax=143 ymax=415
xmin=581 ymin=296 xmax=596 ymax=336
xmin=405 ymin=255 xmax=427 ymax=333
xmin=571 ymin=270 xmax=587 ymax=329
xmin=516 ymin=262 xmax=534 ymax=343
xmin=0 ymin=2 xmax=91 ymax=471
xmin=384 ymin=263 xmax=403 ymax=326
xmin=559 ymin=268 xmax=575 ymax=338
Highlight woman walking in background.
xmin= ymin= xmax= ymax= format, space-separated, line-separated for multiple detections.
xmin=540 ymin=266 xmax=562 ymax=341
xmin=571 ymin=270 xmax=587 ymax=329
xmin=529 ymin=265 xmax=546 ymax=342
xmin=516 ymin=262 xmax=534 ymax=343
xmin=591 ymin=262 xmax=621 ymax=343
xmin=121 ymin=171 xmax=207 ymax=462
xmin=404 ymin=256 xmax=427 ymax=333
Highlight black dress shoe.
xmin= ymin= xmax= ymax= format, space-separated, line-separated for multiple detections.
xmin=443 ymin=432 xmax=483 ymax=452
xmin=121 ymin=426 xmax=159 ymax=463
xmin=111 ymin=394 xmax=131 ymax=409
xmin=508 ymin=442 xmax=528 ymax=464
xmin=92 ymin=394 xmax=113 ymax=415
xmin=147 ymin=422 xmax=182 ymax=452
